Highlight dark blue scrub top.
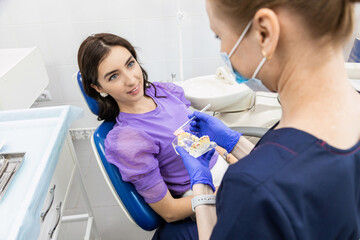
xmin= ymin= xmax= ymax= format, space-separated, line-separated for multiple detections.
xmin=211 ymin=127 xmax=360 ymax=239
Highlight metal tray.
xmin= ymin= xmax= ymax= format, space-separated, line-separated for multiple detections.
xmin=0 ymin=152 xmax=25 ymax=200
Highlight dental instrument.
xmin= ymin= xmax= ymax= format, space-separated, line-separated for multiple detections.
xmin=173 ymin=104 xmax=211 ymax=136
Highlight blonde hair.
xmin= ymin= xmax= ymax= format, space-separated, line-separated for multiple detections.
xmin=212 ymin=0 xmax=360 ymax=45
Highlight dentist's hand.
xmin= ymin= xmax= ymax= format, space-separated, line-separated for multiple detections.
xmin=189 ymin=111 xmax=241 ymax=153
xmin=175 ymin=146 xmax=215 ymax=192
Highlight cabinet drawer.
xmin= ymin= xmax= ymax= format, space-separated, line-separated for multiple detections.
xmin=39 ymin=137 xmax=76 ymax=240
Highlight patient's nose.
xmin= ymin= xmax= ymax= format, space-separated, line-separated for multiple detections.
xmin=123 ymin=70 xmax=137 ymax=86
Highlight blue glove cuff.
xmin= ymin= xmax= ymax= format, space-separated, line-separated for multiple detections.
xmin=191 ymin=178 xmax=216 ymax=192
xmin=225 ymin=131 xmax=242 ymax=153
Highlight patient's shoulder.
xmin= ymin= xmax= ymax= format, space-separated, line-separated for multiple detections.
xmin=151 ymin=82 xmax=184 ymax=95
xmin=151 ymin=82 xmax=190 ymax=106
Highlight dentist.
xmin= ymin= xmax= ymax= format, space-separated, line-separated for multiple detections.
xmin=176 ymin=0 xmax=360 ymax=239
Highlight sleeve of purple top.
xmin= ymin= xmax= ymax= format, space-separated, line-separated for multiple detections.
xmin=105 ymin=126 xmax=168 ymax=203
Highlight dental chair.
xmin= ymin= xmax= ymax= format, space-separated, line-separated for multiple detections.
xmin=75 ymin=71 xmax=163 ymax=231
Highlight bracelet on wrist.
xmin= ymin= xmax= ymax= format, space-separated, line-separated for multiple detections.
xmin=191 ymin=195 xmax=216 ymax=212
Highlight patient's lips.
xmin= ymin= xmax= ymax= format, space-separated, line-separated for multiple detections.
xmin=128 ymin=84 xmax=140 ymax=95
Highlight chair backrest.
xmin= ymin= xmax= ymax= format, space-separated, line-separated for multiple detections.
xmin=75 ymin=72 xmax=163 ymax=231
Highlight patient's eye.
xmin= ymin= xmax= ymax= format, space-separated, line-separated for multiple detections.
xmin=214 ymin=34 xmax=220 ymax=39
xmin=128 ymin=60 xmax=135 ymax=68
xmin=109 ymin=73 xmax=118 ymax=81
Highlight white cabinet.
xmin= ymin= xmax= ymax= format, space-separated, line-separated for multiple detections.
xmin=37 ymin=135 xmax=99 ymax=240
xmin=0 ymin=47 xmax=49 ymax=110
xmin=39 ymin=136 xmax=76 ymax=240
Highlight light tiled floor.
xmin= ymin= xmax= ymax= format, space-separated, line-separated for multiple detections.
xmin=59 ymin=139 xmax=154 ymax=240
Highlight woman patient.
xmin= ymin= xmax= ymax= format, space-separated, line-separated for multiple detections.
xmin=77 ymin=33 xmax=228 ymax=223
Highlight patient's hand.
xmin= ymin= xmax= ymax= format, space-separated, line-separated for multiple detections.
xmin=215 ymin=146 xmax=239 ymax=164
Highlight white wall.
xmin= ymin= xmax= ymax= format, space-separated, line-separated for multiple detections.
xmin=0 ymin=0 xmax=223 ymax=128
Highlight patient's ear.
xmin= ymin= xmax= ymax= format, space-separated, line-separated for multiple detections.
xmin=91 ymin=83 xmax=102 ymax=93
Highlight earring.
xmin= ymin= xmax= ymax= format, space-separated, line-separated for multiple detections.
xmin=100 ymin=92 xmax=108 ymax=97
xmin=262 ymin=50 xmax=272 ymax=60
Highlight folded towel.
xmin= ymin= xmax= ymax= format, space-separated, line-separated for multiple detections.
xmin=216 ymin=66 xmax=236 ymax=85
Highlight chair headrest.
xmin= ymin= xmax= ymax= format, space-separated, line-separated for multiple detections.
xmin=76 ymin=71 xmax=99 ymax=115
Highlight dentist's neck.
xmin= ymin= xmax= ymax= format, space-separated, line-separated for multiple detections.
xmin=276 ymin=43 xmax=360 ymax=148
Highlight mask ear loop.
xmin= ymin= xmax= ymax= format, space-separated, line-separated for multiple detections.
xmin=252 ymin=49 xmax=271 ymax=79
xmin=228 ymin=20 xmax=253 ymax=58
xmin=252 ymin=56 xmax=267 ymax=79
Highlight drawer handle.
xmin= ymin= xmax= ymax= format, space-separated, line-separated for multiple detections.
xmin=40 ymin=184 xmax=56 ymax=221
xmin=49 ymin=202 xmax=62 ymax=239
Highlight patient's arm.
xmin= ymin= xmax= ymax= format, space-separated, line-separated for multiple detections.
xmin=149 ymin=190 xmax=193 ymax=223
xmin=215 ymin=146 xmax=239 ymax=164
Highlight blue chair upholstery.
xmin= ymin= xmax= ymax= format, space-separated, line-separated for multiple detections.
xmin=76 ymin=72 xmax=163 ymax=231
xmin=76 ymin=71 xmax=99 ymax=115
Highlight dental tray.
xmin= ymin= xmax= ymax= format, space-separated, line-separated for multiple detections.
xmin=0 ymin=152 xmax=25 ymax=201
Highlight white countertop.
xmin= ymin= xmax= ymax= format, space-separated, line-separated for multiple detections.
xmin=0 ymin=106 xmax=83 ymax=240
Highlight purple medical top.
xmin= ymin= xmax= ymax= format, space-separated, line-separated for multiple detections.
xmin=105 ymin=82 xmax=218 ymax=203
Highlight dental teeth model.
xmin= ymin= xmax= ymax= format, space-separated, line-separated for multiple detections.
xmin=173 ymin=132 xmax=216 ymax=158
xmin=177 ymin=132 xmax=199 ymax=146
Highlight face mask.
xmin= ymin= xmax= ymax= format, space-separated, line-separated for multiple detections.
xmin=220 ymin=20 xmax=268 ymax=90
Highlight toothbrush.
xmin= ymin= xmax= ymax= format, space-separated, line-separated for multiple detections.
xmin=173 ymin=104 xmax=211 ymax=136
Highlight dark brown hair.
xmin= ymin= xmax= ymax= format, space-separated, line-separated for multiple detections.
xmin=77 ymin=33 xmax=164 ymax=122
xmin=211 ymin=0 xmax=360 ymax=45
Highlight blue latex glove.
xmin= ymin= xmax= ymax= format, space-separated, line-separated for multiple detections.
xmin=189 ymin=111 xmax=241 ymax=153
xmin=175 ymin=146 xmax=216 ymax=192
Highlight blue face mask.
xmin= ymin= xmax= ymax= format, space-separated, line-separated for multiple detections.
xmin=233 ymin=69 xmax=248 ymax=84
xmin=220 ymin=20 xmax=268 ymax=88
